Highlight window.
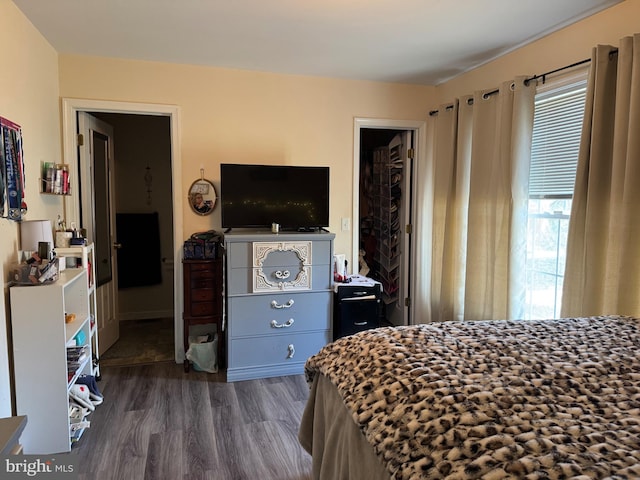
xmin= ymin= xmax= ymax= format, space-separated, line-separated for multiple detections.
xmin=524 ymin=72 xmax=587 ymax=319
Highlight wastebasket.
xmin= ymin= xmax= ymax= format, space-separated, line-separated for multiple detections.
xmin=185 ymin=333 xmax=218 ymax=373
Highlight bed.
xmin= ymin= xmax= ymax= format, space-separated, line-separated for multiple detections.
xmin=299 ymin=315 xmax=640 ymax=479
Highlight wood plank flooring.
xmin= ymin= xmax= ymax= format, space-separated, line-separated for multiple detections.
xmin=68 ymin=362 xmax=313 ymax=480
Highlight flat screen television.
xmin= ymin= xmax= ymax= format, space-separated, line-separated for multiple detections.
xmin=220 ymin=163 xmax=330 ymax=230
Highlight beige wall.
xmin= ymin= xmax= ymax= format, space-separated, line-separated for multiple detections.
xmin=2 ymin=0 xmax=639 ymax=416
xmin=0 ymin=0 xmax=62 ymax=416
xmin=56 ymin=0 xmax=640 ymax=262
xmin=435 ymin=0 xmax=640 ymax=103
xmin=58 ymin=56 xmax=436 ymax=258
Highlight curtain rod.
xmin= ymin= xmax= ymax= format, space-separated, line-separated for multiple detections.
xmin=429 ymin=49 xmax=618 ymax=117
xmin=524 ymin=47 xmax=617 ymax=85
xmin=524 ymin=57 xmax=591 ymax=86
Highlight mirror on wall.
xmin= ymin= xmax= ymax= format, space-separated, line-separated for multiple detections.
xmin=188 ymin=173 xmax=217 ymax=216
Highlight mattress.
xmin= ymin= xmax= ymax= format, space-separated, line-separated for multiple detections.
xmin=299 ymin=316 xmax=640 ymax=479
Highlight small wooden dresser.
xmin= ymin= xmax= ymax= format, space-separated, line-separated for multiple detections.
xmin=182 ymin=257 xmax=224 ymax=371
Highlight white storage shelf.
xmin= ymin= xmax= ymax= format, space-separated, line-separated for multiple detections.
xmin=55 ymin=243 xmax=100 ymax=379
xmin=10 ymin=268 xmax=92 ymax=454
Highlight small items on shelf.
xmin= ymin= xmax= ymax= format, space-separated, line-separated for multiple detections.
xmin=67 ymin=345 xmax=89 ymax=382
xmin=11 ymin=254 xmax=59 ymax=285
xmin=41 ymin=162 xmax=71 ymax=195
xmin=69 ymin=418 xmax=90 ymax=444
xmin=68 ymin=375 xmax=103 ymax=446
xmin=69 ymin=401 xmax=91 ymax=444
xmin=69 ymin=378 xmax=102 ymax=410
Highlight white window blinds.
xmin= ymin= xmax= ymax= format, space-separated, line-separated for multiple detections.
xmin=529 ymin=77 xmax=587 ymax=198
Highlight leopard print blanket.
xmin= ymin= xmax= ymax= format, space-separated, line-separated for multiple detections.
xmin=304 ymin=316 xmax=640 ymax=479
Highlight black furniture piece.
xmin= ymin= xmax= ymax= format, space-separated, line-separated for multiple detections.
xmin=333 ymin=282 xmax=382 ymax=340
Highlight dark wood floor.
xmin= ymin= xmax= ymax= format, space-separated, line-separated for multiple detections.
xmin=68 ymin=362 xmax=313 ymax=480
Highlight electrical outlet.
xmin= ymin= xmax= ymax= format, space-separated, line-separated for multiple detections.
xmin=341 ymin=218 xmax=350 ymax=231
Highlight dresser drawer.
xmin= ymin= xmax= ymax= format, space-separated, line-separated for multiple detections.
xmin=335 ymin=283 xmax=382 ymax=300
xmin=190 ymin=301 xmax=216 ymax=316
xmin=228 ymin=292 xmax=331 ymax=337
xmin=227 ymin=239 xmax=332 ymax=268
xmin=254 ymin=263 xmax=312 ymax=292
xmin=189 ymin=261 xmax=216 ymax=272
xmin=228 ymin=331 xmax=330 ymax=368
xmin=186 ymin=286 xmax=222 ymax=316
xmin=191 ymin=271 xmax=215 ymax=287
xmin=188 ymin=261 xmax=220 ymax=289
xmin=228 ymin=264 xmax=331 ymax=295
xmin=191 ymin=288 xmax=214 ymax=302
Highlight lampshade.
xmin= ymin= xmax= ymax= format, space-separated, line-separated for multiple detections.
xmin=20 ymin=220 xmax=54 ymax=253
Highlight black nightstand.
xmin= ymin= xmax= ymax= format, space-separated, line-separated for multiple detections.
xmin=333 ymin=280 xmax=382 ymax=340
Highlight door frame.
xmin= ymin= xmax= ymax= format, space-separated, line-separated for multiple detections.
xmin=352 ymin=118 xmax=426 ymax=325
xmin=61 ymin=98 xmax=184 ymax=363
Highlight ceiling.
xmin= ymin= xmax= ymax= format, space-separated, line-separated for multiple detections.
xmin=13 ymin=0 xmax=622 ymax=86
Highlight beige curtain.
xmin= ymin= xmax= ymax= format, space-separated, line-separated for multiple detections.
xmin=562 ymin=34 xmax=640 ymax=317
xmin=420 ymin=78 xmax=535 ymax=322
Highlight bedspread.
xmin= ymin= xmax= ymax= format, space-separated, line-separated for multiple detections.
xmin=303 ymin=316 xmax=640 ymax=479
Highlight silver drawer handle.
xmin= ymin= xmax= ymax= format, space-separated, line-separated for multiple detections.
xmin=287 ymin=344 xmax=295 ymax=359
xmin=354 ymin=321 xmax=368 ymax=326
xmin=274 ymin=270 xmax=290 ymax=279
xmin=271 ymin=299 xmax=295 ymax=309
xmin=271 ymin=318 xmax=295 ymax=329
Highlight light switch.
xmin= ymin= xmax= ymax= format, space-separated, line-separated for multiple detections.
xmin=341 ymin=218 xmax=350 ymax=231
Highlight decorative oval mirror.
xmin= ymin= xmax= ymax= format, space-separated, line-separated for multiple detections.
xmin=188 ymin=172 xmax=217 ymax=216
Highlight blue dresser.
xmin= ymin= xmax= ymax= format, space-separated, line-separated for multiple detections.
xmin=225 ymin=230 xmax=335 ymax=382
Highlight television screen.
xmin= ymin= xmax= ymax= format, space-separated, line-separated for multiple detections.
xmin=220 ymin=164 xmax=330 ymax=230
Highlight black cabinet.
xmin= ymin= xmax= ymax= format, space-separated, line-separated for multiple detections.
xmin=333 ymin=283 xmax=382 ymax=340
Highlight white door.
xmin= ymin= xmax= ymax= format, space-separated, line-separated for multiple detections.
xmin=387 ymin=131 xmax=413 ymax=327
xmin=78 ymin=112 xmax=119 ymax=354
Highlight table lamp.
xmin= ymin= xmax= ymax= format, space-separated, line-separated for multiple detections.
xmin=20 ymin=220 xmax=54 ymax=260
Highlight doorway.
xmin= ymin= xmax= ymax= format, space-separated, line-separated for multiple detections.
xmin=62 ymin=99 xmax=184 ymax=364
xmin=92 ymin=112 xmax=175 ymax=367
xmin=352 ymin=118 xmax=426 ymax=327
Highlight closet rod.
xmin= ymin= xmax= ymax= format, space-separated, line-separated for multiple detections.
xmin=429 ymin=49 xmax=618 ymax=116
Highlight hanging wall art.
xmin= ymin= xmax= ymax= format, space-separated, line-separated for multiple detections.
xmin=0 ymin=116 xmax=26 ymax=221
